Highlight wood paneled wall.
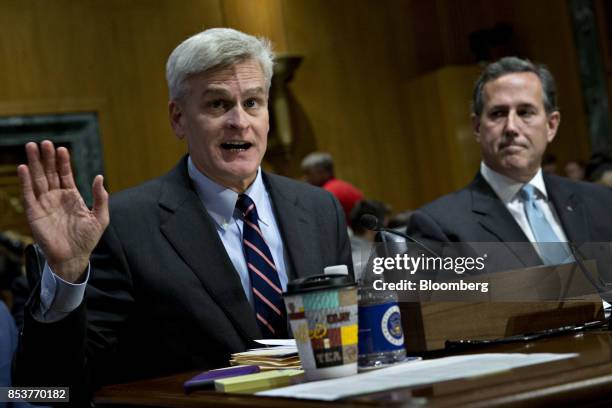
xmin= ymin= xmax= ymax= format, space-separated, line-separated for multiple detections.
xmin=0 ymin=0 xmax=601 ymax=216
xmin=227 ymin=0 xmax=594 ymax=210
xmin=0 ymin=0 xmax=223 ymax=193
xmin=402 ymin=66 xmax=483 ymax=205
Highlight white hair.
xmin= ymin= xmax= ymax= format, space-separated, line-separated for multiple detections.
xmin=165 ymin=28 xmax=274 ymax=101
xmin=301 ymin=152 xmax=334 ymax=173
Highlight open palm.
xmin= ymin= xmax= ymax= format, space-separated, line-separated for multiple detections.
xmin=17 ymin=141 xmax=109 ymax=283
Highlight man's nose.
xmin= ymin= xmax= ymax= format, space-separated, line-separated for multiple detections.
xmin=226 ymin=105 xmax=249 ymax=130
xmin=504 ymin=111 xmax=519 ymax=136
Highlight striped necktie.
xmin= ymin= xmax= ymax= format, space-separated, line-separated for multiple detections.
xmin=236 ymin=194 xmax=288 ymax=338
xmin=520 ymin=184 xmax=572 ymax=265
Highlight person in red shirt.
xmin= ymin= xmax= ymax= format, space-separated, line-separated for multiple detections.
xmin=301 ymin=152 xmax=364 ymax=224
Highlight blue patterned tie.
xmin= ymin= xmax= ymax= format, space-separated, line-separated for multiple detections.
xmin=520 ymin=184 xmax=572 ymax=265
xmin=236 ymin=194 xmax=287 ymax=338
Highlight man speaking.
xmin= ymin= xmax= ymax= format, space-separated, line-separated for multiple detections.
xmin=15 ymin=28 xmax=352 ymax=399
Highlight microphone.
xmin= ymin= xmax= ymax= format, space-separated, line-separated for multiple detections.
xmin=359 ymin=214 xmax=440 ymax=257
xmin=567 ymin=243 xmax=612 ymax=309
xmin=359 ymin=214 xmax=381 ymax=232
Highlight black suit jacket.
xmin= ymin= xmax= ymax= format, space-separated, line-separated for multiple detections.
xmin=16 ymin=157 xmax=352 ymax=396
xmin=407 ymin=172 xmax=612 ymax=271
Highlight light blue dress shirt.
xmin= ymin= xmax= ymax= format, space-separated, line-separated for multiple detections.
xmin=187 ymin=157 xmax=289 ymax=304
xmin=37 ymin=157 xmax=289 ymax=321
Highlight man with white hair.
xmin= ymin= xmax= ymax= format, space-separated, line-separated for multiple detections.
xmin=15 ymin=28 xmax=351 ymax=400
xmin=301 ymin=151 xmax=364 ymax=224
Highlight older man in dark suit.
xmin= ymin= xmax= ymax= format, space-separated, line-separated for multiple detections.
xmin=407 ymin=57 xmax=612 ymax=271
xmin=15 ymin=28 xmax=351 ymax=401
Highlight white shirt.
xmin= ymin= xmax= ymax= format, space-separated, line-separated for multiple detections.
xmin=187 ymin=157 xmax=289 ymax=304
xmin=480 ymin=162 xmax=569 ymax=248
xmin=481 ymin=163 xmax=610 ymax=310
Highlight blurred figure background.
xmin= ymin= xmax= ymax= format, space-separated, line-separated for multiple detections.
xmin=0 ymin=300 xmax=17 ymax=398
xmin=301 ymin=152 xmax=364 ymax=225
xmin=585 ymin=150 xmax=612 ymax=188
xmin=387 ymin=210 xmax=414 ymax=233
xmin=564 ymin=160 xmax=586 ymax=181
xmin=349 ymin=199 xmax=391 ymax=280
xmin=542 ymin=153 xmax=558 ymax=174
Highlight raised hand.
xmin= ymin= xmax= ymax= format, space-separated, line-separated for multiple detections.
xmin=17 ymin=141 xmax=109 ymax=283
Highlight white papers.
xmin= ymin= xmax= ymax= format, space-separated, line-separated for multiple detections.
xmin=231 ymin=343 xmax=300 ymax=370
xmin=254 ymin=339 xmax=297 ymax=347
xmin=257 ymin=353 xmax=576 ymax=401
xmin=238 ymin=347 xmax=297 ymax=357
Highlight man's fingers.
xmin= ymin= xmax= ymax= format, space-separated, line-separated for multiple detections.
xmin=57 ymin=147 xmax=77 ymax=189
xmin=17 ymin=164 xmax=41 ymax=213
xmin=41 ymin=140 xmax=60 ymax=190
xmin=92 ymin=175 xmax=109 ymax=228
xmin=25 ymin=142 xmax=49 ymax=196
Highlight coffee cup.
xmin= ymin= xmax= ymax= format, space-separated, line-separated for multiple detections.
xmin=284 ymin=272 xmax=358 ymax=381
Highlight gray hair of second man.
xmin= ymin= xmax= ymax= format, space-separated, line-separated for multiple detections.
xmin=471 ymin=56 xmax=558 ymax=117
xmin=301 ymin=152 xmax=334 ymax=174
xmin=165 ymin=28 xmax=274 ymax=101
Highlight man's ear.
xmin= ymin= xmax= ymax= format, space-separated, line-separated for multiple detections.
xmin=169 ymin=100 xmax=185 ymax=140
xmin=546 ymin=111 xmax=561 ymax=143
xmin=472 ymin=113 xmax=482 ymax=143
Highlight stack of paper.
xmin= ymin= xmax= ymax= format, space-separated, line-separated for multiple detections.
xmin=230 ymin=346 xmax=300 ymax=370
xmin=258 ymin=353 xmax=578 ymax=401
xmin=215 ymin=369 xmax=304 ymax=394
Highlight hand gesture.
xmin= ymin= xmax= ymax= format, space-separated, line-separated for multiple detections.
xmin=17 ymin=141 xmax=109 ymax=283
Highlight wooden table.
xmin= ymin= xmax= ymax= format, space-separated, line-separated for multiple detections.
xmin=94 ymin=328 xmax=612 ymax=407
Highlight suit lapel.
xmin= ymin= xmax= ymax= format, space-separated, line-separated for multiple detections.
xmin=470 ymin=173 xmax=541 ymax=266
xmin=470 ymin=173 xmax=528 ymax=241
xmin=157 ymin=159 xmax=262 ymax=341
xmin=263 ymin=173 xmax=320 ymax=280
xmin=545 ymin=175 xmax=590 ymax=245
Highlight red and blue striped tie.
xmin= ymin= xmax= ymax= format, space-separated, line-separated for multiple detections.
xmin=236 ymin=194 xmax=287 ymax=338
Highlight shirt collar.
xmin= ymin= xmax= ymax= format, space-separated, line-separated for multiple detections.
xmin=480 ymin=161 xmax=548 ymax=203
xmin=187 ymin=156 xmax=268 ymax=229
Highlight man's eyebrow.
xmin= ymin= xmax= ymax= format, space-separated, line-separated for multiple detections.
xmin=486 ymin=102 xmax=539 ymax=113
xmin=243 ymin=87 xmax=266 ymax=97
xmin=201 ymin=88 xmax=232 ymax=98
xmin=200 ymin=87 xmax=266 ymax=98
xmin=487 ymin=104 xmax=509 ymax=111
xmin=516 ymin=102 xmax=538 ymax=108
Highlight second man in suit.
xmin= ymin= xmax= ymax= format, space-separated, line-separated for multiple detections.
xmin=407 ymin=57 xmax=612 ymax=269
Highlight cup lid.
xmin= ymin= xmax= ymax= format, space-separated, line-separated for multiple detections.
xmin=284 ymin=273 xmax=356 ymax=295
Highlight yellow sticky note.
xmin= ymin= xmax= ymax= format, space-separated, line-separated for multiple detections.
xmin=215 ymin=369 xmax=304 ymax=394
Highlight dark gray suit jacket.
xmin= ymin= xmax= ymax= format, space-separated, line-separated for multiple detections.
xmin=407 ymin=172 xmax=612 ymax=271
xmin=16 ymin=157 xmax=352 ymax=396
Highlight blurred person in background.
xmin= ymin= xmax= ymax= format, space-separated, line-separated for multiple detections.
xmin=349 ymin=199 xmax=391 ymax=279
xmin=301 ymin=151 xmax=364 ymax=225
xmin=585 ymin=151 xmax=612 ymax=188
xmin=541 ymin=153 xmax=557 ymax=174
xmin=564 ymin=160 xmax=585 ymax=181
xmin=387 ymin=210 xmax=414 ymax=233
xmin=0 ymin=300 xmax=17 ymax=396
